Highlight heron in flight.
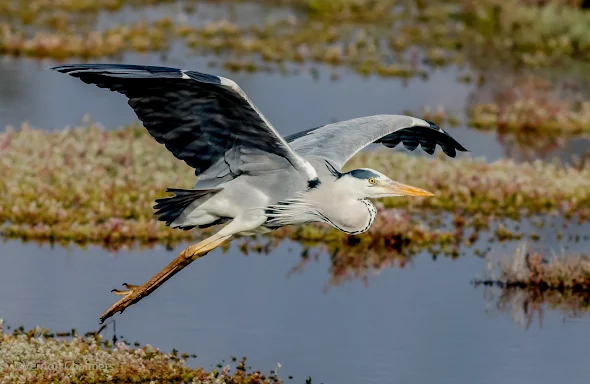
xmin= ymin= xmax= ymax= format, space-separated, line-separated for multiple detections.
xmin=51 ymin=64 xmax=467 ymax=323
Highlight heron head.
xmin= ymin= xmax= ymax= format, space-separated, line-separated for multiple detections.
xmin=340 ymin=168 xmax=434 ymax=199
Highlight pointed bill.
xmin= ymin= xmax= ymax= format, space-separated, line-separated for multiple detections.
xmin=384 ymin=180 xmax=434 ymax=197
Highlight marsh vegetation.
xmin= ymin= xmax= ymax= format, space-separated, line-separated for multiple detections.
xmin=1 ymin=0 xmax=590 ymax=383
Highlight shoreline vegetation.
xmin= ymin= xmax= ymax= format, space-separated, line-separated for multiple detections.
xmin=416 ymin=100 xmax=590 ymax=137
xmin=473 ymin=243 xmax=590 ymax=291
xmin=473 ymin=243 xmax=590 ymax=327
xmin=0 ymin=1 xmax=590 ymax=77
xmin=0 ymin=320 xmax=285 ymax=383
xmin=415 ymin=74 xmax=590 ymax=137
xmin=0 ymin=122 xmax=589 ymax=255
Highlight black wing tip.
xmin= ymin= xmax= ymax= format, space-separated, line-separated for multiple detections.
xmin=423 ymin=146 xmax=436 ymax=155
xmin=49 ymin=63 xmax=184 ymax=76
xmin=381 ymin=124 xmax=469 ymax=158
xmin=448 ymin=138 xmax=469 ymax=153
xmin=425 ymin=119 xmax=439 ymax=129
xmin=442 ymin=148 xmax=457 ymax=158
xmin=48 ymin=63 xmax=129 ymax=73
xmin=184 ymin=70 xmax=222 ymax=85
xmin=48 ymin=64 xmax=86 ymax=74
xmin=424 ymin=120 xmax=470 ymax=153
xmin=48 ymin=63 xmax=222 ymax=85
xmin=50 ymin=63 xmax=178 ymax=71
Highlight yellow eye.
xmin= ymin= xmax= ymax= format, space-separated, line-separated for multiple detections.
xmin=368 ymin=177 xmax=376 ymax=185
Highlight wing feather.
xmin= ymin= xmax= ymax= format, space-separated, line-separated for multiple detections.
xmin=51 ymin=64 xmax=316 ymax=187
xmin=286 ymin=115 xmax=467 ymax=169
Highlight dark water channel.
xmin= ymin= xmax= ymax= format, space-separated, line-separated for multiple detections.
xmin=1 ymin=4 xmax=590 ymax=382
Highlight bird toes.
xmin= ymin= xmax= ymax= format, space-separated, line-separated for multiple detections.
xmin=111 ymin=289 xmax=131 ymax=296
xmin=111 ymin=283 xmax=139 ymax=296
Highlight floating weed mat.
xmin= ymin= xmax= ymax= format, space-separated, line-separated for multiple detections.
xmin=1 ymin=122 xmax=590 ymax=249
xmin=0 ymin=320 xmax=285 ymax=384
xmin=473 ymin=243 xmax=590 ymax=328
xmin=473 ymin=243 xmax=590 ymax=291
xmin=414 ymin=98 xmax=590 ymax=137
xmin=1 ymin=1 xmax=590 ymax=74
xmin=414 ymin=74 xmax=590 ymax=137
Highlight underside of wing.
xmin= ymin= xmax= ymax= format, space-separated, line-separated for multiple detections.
xmin=51 ymin=64 xmax=312 ymax=186
xmin=286 ymin=115 xmax=468 ymax=169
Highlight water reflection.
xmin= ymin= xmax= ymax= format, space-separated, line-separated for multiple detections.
xmin=1 ymin=238 xmax=589 ymax=383
xmin=480 ymin=286 xmax=590 ymax=330
xmin=5 ymin=213 xmax=589 ymax=286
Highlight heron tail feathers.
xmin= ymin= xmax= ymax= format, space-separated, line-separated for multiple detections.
xmin=153 ymin=188 xmax=222 ymax=229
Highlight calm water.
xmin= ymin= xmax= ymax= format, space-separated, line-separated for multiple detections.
xmin=1 ymin=3 xmax=590 ymax=382
xmin=0 ymin=235 xmax=589 ymax=384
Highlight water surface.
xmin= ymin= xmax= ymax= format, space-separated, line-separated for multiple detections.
xmin=0 ymin=238 xmax=588 ymax=384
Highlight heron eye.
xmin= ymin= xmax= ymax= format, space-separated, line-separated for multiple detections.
xmin=368 ymin=177 xmax=376 ymax=185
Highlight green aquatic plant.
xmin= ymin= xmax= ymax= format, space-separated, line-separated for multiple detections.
xmin=0 ymin=320 xmax=285 ymax=383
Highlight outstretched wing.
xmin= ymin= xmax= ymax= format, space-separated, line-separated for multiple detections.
xmin=285 ymin=115 xmax=468 ymax=169
xmin=51 ymin=64 xmax=316 ymax=187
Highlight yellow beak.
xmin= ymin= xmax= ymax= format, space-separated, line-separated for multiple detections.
xmin=383 ymin=180 xmax=434 ymax=197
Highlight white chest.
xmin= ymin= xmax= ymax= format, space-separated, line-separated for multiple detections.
xmin=319 ymin=198 xmax=376 ymax=235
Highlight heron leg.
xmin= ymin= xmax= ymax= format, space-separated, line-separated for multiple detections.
xmin=112 ymin=283 xmax=139 ymax=295
xmin=100 ymin=232 xmax=232 ymax=323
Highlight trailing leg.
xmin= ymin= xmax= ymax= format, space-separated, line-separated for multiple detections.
xmin=100 ymin=232 xmax=232 ymax=323
xmin=99 ymin=214 xmax=267 ymax=323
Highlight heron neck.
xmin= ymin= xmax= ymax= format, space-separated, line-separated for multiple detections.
xmin=320 ymin=197 xmax=376 ymax=235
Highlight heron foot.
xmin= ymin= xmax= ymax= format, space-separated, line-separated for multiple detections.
xmin=111 ymin=283 xmax=140 ymax=296
xmin=99 ymin=233 xmax=233 ymax=324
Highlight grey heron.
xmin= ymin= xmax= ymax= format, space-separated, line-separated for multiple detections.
xmin=51 ymin=64 xmax=468 ymax=323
